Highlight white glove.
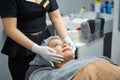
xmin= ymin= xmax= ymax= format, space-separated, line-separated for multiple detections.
xmin=63 ymin=37 xmax=76 ymax=54
xmin=32 ymin=44 xmax=64 ymax=63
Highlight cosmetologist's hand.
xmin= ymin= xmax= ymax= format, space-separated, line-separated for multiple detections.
xmin=63 ymin=37 xmax=76 ymax=54
xmin=32 ymin=44 xmax=64 ymax=63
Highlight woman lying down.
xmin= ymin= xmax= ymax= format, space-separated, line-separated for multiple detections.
xmin=25 ymin=36 xmax=120 ymax=80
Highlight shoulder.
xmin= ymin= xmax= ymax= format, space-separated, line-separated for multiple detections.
xmin=48 ymin=0 xmax=59 ymax=12
xmin=0 ymin=0 xmax=17 ymax=8
xmin=0 ymin=0 xmax=18 ymax=18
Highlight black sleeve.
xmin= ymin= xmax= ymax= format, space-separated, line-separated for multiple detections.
xmin=0 ymin=0 xmax=18 ymax=18
xmin=48 ymin=0 xmax=59 ymax=12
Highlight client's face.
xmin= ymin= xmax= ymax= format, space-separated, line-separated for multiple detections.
xmin=48 ymin=39 xmax=73 ymax=68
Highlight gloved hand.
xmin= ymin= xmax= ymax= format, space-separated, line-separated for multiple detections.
xmin=32 ymin=44 xmax=64 ymax=63
xmin=63 ymin=37 xmax=76 ymax=54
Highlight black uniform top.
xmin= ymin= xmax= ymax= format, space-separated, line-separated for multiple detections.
xmin=0 ymin=0 xmax=59 ymax=57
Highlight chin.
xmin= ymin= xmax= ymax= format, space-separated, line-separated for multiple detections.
xmin=55 ymin=54 xmax=73 ymax=68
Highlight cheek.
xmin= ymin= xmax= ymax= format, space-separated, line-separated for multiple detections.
xmin=54 ymin=47 xmax=63 ymax=54
xmin=64 ymin=51 xmax=73 ymax=56
xmin=62 ymin=51 xmax=73 ymax=62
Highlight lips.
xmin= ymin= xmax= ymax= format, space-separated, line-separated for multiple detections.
xmin=63 ymin=48 xmax=70 ymax=52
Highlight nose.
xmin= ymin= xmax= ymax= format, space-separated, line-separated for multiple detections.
xmin=62 ymin=43 xmax=67 ymax=48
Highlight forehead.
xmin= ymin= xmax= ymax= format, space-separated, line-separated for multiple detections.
xmin=48 ymin=39 xmax=62 ymax=46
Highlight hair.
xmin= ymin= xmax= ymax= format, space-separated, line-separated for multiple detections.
xmin=41 ymin=36 xmax=60 ymax=46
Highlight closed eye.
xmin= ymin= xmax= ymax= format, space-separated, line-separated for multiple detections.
xmin=53 ymin=43 xmax=59 ymax=47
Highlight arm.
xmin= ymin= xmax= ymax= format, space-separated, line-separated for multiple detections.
xmin=2 ymin=17 xmax=34 ymax=50
xmin=2 ymin=17 xmax=63 ymax=63
xmin=48 ymin=9 xmax=76 ymax=54
xmin=48 ymin=9 xmax=69 ymax=39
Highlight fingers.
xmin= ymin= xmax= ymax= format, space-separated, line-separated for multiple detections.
xmin=72 ymin=46 xmax=76 ymax=53
xmin=49 ymin=61 xmax=55 ymax=67
xmin=49 ymin=53 xmax=64 ymax=63
xmin=52 ymin=53 xmax=63 ymax=58
xmin=51 ymin=57 xmax=64 ymax=63
xmin=46 ymin=47 xmax=64 ymax=63
xmin=47 ymin=47 xmax=57 ymax=53
xmin=48 ymin=57 xmax=63 ymax=63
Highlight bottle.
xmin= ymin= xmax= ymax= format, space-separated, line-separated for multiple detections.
xmin=76 ymin=27 xmax=82 ymax=42
xmin=107 ymin=1 xmax=112 ymax=14
xmin=105 ymin=1 xmax=109 ymax=13
xmin=78 ymin=7 xmax=86 ymax=18
xmin=90 ymin=3 xmax=95 ymax=11
xmin=100 ymin=1 xmax=106 ymax=13
xmin=95 ymin=0 xmax=102 ymax=13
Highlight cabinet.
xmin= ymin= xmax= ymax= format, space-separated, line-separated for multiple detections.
xmin=76 ymin=39 xmax=103 ymax=58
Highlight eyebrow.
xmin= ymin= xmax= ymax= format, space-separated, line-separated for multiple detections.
xmin=50 ymin=42 xmax=59 ymax=47
xmin=50 ymin=40 xmax=63 ymax=47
